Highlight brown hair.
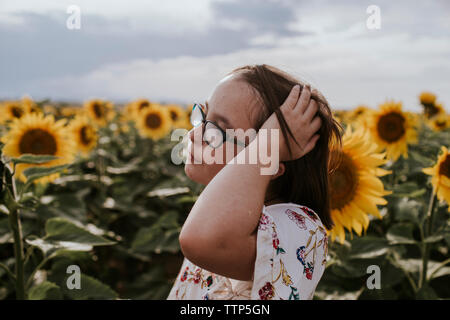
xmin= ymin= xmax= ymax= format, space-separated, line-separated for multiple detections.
xmin=227 ymin=64 xmax=344 ymax=230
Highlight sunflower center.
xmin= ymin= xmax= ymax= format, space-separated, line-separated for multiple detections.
xmin=145 ymin=113 xmax=162 ymax=129
xmin=438 ymin=154 xmax=450 ymax=179
xmin=170 ymin=111 xmax=178 ymax=121
xmin=435 ymin=120 xmax=446 ymax=128
xmin=330 ymin=151 xmax=358 ymax=210
xmin=92 ymin=103 xmax=105 ymax=118
xmin=80 ymin=125 xmax=94 ymax=145
xmin=19 ymin=129 xmax=57 ymax=155
xmin=12 ymin=106 xmax=24 ymax=118
xmin=377 ymin=112 xmax=405 ymax=143
xmin=424 ymin=104 xmax=439 ymax=118
xmin=139 ymin=101 xmax=150 ymax=110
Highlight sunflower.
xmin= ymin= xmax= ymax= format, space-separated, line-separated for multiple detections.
xmin=1 ymin=101 xmax=26 ymax=123
xmin=332 ymin=110 xmax=347 ymax=120
xmin=84 ymin=99 xmax=115 ymax=127
xmin=426 ymin=111 xmax=450 ymax=132
xmin=1 ymin=113 xmax=76 ymax=184
xmin=43 ymin=104 xmax=57 ymax=115
xmin=136 ymin=104 xmax=172 ymax=140
xmin=165 ymin=104 xmax=189 ymax=129
xmin=328 ymin=125 xmax=392 ymax=244
xmin=68 ymin=115 xmax=98 ymax=156
xmin=422 ymin=146 xmax=450 ymax=212
xmin=21 ymin=96 xmax=40 ymax=114
xmin=425 ymin=103 xmax=445 ymax=120
xmin=60 ymin=106 xmax=81 ymax=118
xmin=419 ymin=92 xmax=444 ymax=119
xmin=347 ymin=105 xmax=374 ymax=128
xmin=332 ymin=113 xmax=343 ymax=124
xmin=367 ymin=101 xmax=418 ymax=162
xmin=133 ymin=99 xmax=152 ymax=114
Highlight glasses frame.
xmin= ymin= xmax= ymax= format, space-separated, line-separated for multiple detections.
xmin=190 ymin=103 xmax=247 ymax=149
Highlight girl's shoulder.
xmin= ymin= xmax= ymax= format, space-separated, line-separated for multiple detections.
xmin=261 ymin=202 xmax=326 ymax=233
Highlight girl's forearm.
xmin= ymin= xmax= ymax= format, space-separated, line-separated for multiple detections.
xmin=180 ymin=133 xmax=275 ymax=247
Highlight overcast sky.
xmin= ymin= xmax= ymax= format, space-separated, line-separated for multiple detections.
xmin=1 ymin=0 xmax=449 ymax=111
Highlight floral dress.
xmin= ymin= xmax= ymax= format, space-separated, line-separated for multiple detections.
xmin=166 ymin=202 xmax=329 ymax=300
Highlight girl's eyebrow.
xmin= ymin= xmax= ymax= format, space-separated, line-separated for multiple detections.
xmin=205 ymin=100 xmax=232 ymax=127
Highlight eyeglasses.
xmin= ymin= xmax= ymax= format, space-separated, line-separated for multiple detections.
xmin=190 ymin=103 xmax=247 ymax=149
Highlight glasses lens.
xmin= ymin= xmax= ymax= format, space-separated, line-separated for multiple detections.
xmin=204 ymin=122 xmax=224 ymax=148
xmin=190 ymin=104 xmax=204 ymax=127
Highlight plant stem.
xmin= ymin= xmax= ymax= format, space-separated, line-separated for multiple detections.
xmin=26 ymin=253 xmax=54 ymax=290
xmin=4 ymin=163 xmax=26 ymax=299
xmin=387 ymin=254 xmax=417 ymax=293
xmin=0 ymin=262 xmax=16 ymax=281
xmin=8 ymin=208 xmax=25 ymax=299
xmin=428 ymin=258 xmax=450 ymax=280
xmin=419 ymin=187 xmax=437 ymax=289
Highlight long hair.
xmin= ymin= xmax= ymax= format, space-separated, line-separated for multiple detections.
xmin=228 ymin=64 xmax=344 ymax=230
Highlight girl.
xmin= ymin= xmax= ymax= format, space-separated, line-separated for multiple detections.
xmin=167 ymin=64 xmax=343 ymax=300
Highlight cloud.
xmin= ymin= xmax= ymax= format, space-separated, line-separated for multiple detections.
xmin=30 ymin=30 xmax=450 ymax=112
xmin=1 ymin=0 xmax=449 ymax=112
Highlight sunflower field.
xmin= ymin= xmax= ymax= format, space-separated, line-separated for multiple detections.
xmin=0 ymin=93 xmax=449 ymax=300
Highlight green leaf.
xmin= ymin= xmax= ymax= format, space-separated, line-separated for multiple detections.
xmin=62 ymin=274 xmax=118 ymax=300
xmin=10 ymin=154 xmax=60 ymax=165
xmin=26 ymin=218 xmax=115 ymax=256
xmin=409 ymin=150 xmax=435 ymax=167
xmin=429 ymin=266 xmax=450 ymax=280
xmin=0 ymin=218 xmax=11 ymax=244
xmin=28 ymin=281 xmax=62 ymax=300
xmin=147 ymin=187 xmax=190 ymax=198
xmin=416 ymin=283 xmax=439 ymax=299
xmin=44 ymin=218 xmax=115 ymax=246
xmin=395 ymin=258 xmax=422 ymax=274
xmin=156 ymin=210 xmax=180 ymax=229
xmin=387 ymin=223 xmax=418 ymax=245
xmin=154 ymin=229 xmax=181 ymax=254
xmin=131 ymin=226 xmax=164 ymax=253
xmin=392 ymin=182 xmax=426 ymax=198
xmin=423 ymin=234 xmax=445 ymax=244
xmin=348 ymin=237 xmax=389 ymax=259
xmin=23 ymin=164 xmax=70 ymax=184
xmin=0 ymin=204 xmax=9 ymax=215
xmin=395 ymin=198 xmax=423 ymax=225
xmin=26 ymin=237 xmax=93 ymax=256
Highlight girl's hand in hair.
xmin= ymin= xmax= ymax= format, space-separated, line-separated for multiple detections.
xmin=259 ymin=84 xmax=322 ymax=162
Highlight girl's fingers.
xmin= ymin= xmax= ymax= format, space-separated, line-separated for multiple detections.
xmin=296 ymin=84 xmax=311 ymax=114
xmin=282 ymin=85 xmax=301 ymax=110
xmin=309 ymin=114 xmax=322 ymax=134
xmin=303 ymin=134 xmax=320 ymax=155
xmin=303 ymin=99 xmax=319 ymax=123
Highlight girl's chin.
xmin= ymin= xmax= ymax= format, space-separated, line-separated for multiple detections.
xmin=184 ymin=163 xmax=205 ymax=184
xmin=184 ymin=163 xmax=218 ymax=185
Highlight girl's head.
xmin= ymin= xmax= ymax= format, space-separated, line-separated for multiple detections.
xmin=185 ymin=64 xmax=344 ymax=230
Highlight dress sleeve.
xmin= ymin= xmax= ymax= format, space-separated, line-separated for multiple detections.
xmin=250 ymin=205 xmax=329 ymax=300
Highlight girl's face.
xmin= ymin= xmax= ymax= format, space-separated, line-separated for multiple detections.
xmin=184 ymin=74 xmax=261 ymax=185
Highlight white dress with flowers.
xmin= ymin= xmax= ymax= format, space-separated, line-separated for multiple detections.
xmin=166 ymin=202 xmax=329 ymax=300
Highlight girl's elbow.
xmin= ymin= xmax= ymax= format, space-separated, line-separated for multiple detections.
xmin=179 ymin=229 xmax=226 ymax=263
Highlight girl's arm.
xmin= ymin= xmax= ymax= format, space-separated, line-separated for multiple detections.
xmin=179 ymin=84 xmax=321 ymax=281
